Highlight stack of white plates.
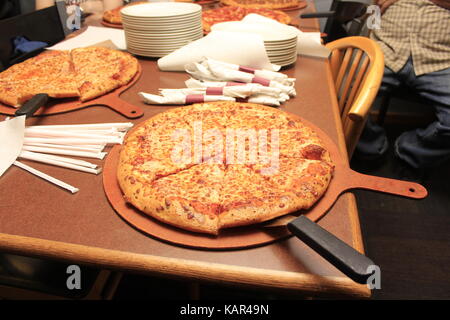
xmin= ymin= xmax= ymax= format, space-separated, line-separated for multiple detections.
xmin=121 ymin=2 xmax=203 ymax=58
xmin=211 ymin=21 xmax=298 ymax=67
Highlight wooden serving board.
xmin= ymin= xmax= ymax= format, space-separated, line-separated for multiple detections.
xmin=0 ymin=64 xmax=144 ymax=119
xmin=102 ymin=114 xmax=427 ymax=250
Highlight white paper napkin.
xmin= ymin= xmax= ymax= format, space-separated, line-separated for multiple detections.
xmin=139 ymin=92 xmax=235 ymax=105
xmin=0 ymin=116 xmax=25 ymax=177
xmin=47 ymin=26 xmax=126 ymax=51
xmin=241 ymin=14 xmax=330 ymax=58
xmin=157 ymin=30 xmax=277 ymax=72
xmin=185 ymin=61 xmax=296 ymax=97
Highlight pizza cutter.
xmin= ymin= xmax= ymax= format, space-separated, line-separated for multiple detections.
xmin=14 ymin=93 xmax=50 ymax=118
xmin=264 ymin=214 xmax=375 ymax=284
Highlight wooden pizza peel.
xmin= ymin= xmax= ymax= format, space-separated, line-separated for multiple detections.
xmin=0 ymin=64 xmax=144 ymax=119
xmin=102 ymin=113 xmax=427 ymax=251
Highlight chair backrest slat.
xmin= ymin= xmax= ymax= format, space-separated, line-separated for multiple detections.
xmin=338 ymin=49 xmax=364 ymax=114
xmin=334 ymin=48 xmax=354 ymax=102
xmin=325 ymin=36 xmax=384 ymax=157
xmin=343 ymin=55 xmax=369 ymax=119
xmin=330 ymin=49 xmax=344 ymax=82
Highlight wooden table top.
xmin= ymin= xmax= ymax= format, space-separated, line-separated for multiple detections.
xmin=0 ymin=1 xmax=370 ymax=298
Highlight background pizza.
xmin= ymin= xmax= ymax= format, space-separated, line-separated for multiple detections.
xmin=0 ymin=47 xmax=139 ymax=107
xmin=117 ymin=102 xmax=334 ymax=235
xmin=103 ymin=1 xmax=194 ymax=25
xmin=202 ymin=6 xmax=292 ymax=33
xmin=220 ymin=0 xmax=300 ymax=10
xmin=102 ymin=1 xmax=148 ymax=25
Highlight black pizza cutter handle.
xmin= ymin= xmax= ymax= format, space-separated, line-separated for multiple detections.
xmin=15 ymin=93 xmax=49 ymax=118
xmin=287 ymin=215 xmax=375 ymax=284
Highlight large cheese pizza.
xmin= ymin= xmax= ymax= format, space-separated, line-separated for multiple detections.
xmin=0 ymin=47 xmax=139 ymax=107
xmin=117 ymin=102 xmax=334 ymax=235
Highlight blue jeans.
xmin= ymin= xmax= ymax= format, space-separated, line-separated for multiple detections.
xmin=356 ymin=57 xmax=450 ymax=169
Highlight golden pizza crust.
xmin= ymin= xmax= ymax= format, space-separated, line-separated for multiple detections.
xmin=117 ymin=102 xmax=334 ymax=235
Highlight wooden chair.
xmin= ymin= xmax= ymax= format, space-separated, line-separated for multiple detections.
xmin=326 ymin=36 xmax=385 ymax=157
xmin=0 ymin=253 xmax=122 ymax=300
xmin=300 ymin=0 xmax=368 ymax=43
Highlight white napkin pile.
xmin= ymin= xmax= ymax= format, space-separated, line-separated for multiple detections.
xmin=139 ymin=57 xmax=296 ymax=107
xmin=158 ymin=30 xmax=277 ymax=72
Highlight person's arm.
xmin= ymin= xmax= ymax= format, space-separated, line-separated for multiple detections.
xmin=35 ymin=0 xmax=55 ymax=10
xmin=429 ymin=0 xmax=450 ymax=10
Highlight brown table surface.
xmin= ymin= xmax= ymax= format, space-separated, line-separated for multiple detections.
xmin=0 ymin=1 xmax=370 ymax=298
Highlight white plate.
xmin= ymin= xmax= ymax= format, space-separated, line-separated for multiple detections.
xmin=121 ymin=2 xmax=201 ymax=18
xmin=127 ymin=46 xmax=183 ymax=53
xmin=125 ymin=36 xmax=202 ymax=45
xmin=127 ymin=48 xmax=174 ymax=57
xmin=121 ymin=14 xmax=201 ymax=25
xmin=268 ymin=50 xmax=297 ymax=58
xmin=211 ymin=21 xmax=298 ymax=42
xmin=265 ymin=43 xmax=298 ymax=50
xmin=264 ymin=41 xmax=298 ymax=48
xmin=121 ymin=10 xmax=201 ymax=20
xmin=126 ymin=46 xmax=177 ymax=53
xmin=126 ymin=38 xmax=200 ymax=48
xmin=269 ymin=55 xmax=297 ymax=65
xmin=124 ymin=25 xmax=202 ymax=36
xmin=264 ymin=39 xmax=297 ymax=46
xmin=266 ymin=47 xmax=297 ymax=55
xmin=125 ymin=34 xmax=200 ymax=42
xmin=264 ymin=37 xmax=298 ymax=44
xmin=122 ymin=21 xmax=202 ymax=32
xmin=125 ymin=33 xmax=203 ymax=45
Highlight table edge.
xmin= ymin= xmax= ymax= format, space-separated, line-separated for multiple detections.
xmin=0 ymin=232 xmax=370 ymax=298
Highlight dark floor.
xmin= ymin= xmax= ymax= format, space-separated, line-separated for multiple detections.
xmin=350 ymin=124 xmax=450 ymax=300
xmin=112 ymin=122 xmax=450 ymax=300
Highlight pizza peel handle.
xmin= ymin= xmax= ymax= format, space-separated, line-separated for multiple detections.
xmin=287 ymin=216 xmax=375 ymax=284
xmin=14 ymin=94 xmax=49 ymax=118
xmin=98 ymin=93 xmax=144 ymax=119
xmin=343 ymin=169 xmax=428 ymax=199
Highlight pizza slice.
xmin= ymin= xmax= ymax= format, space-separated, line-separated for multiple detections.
xmin=71 ymin=47 xmax=138 ymax=101
xmin=250 ymin=157 xmax=334 ymax=211
xmin=122 ymin=163 xmax=225 ymax=235
xmin=275 ymin=129 xmax=332 ymax=161
xmin=0 ymin=77 xmax=80 ymax=107
xmin=218 ymin=164 xmax=299 ymax=229
xmin=0 ymin=50 xmax=74 ymax=82
xmin=0 ymin=50 xmax=80 ymax=107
